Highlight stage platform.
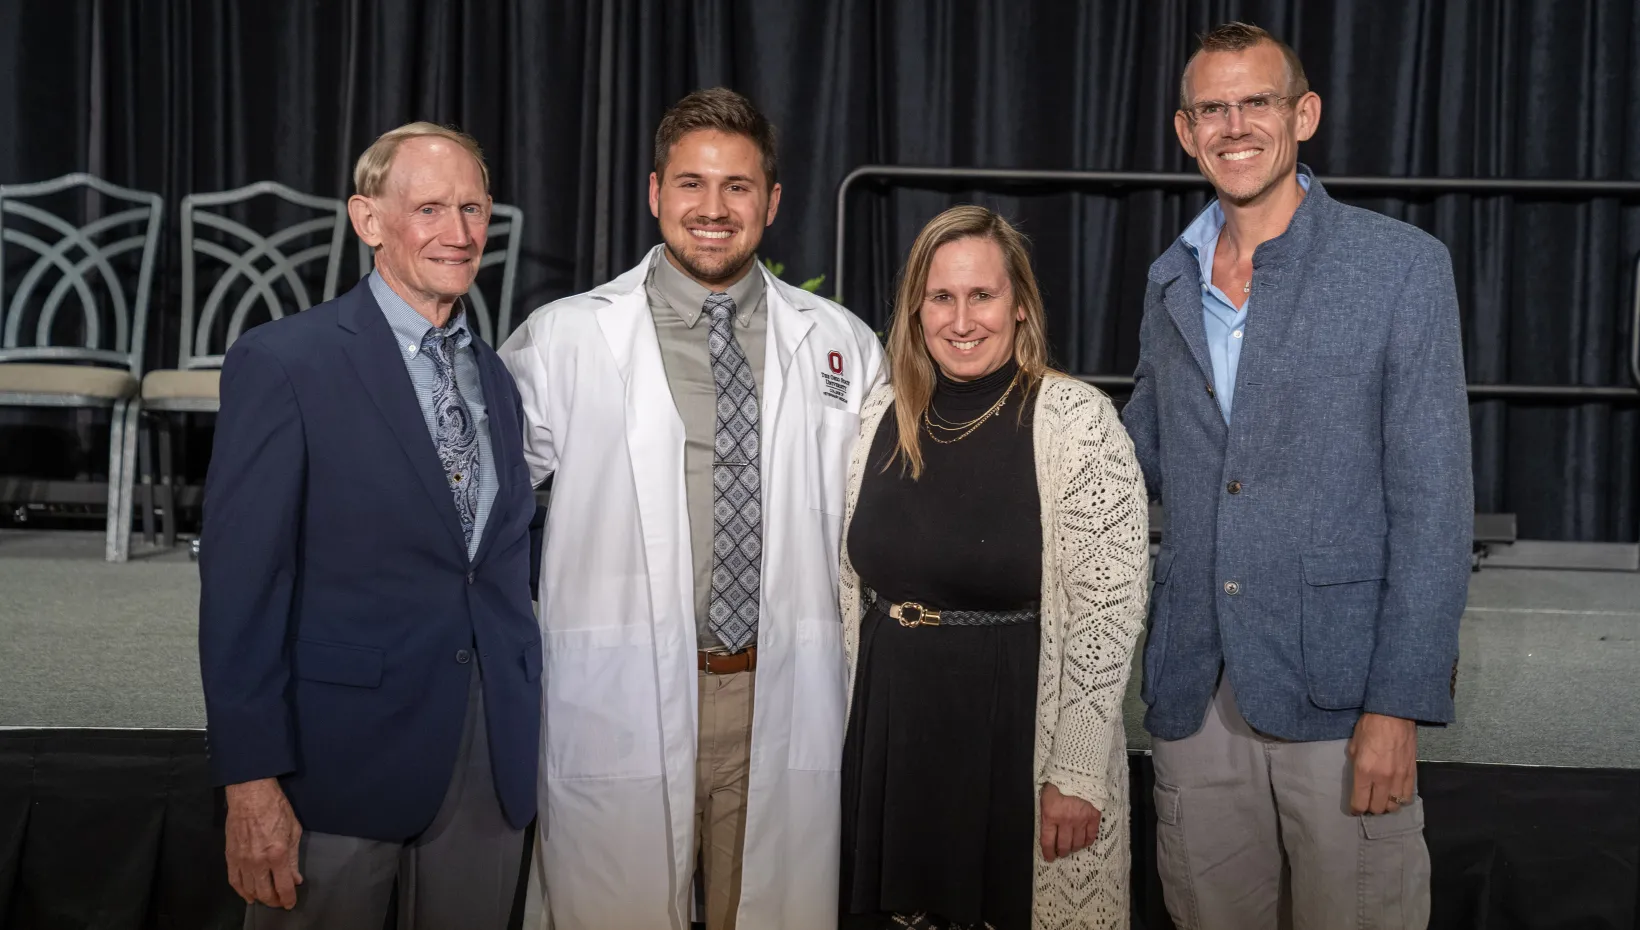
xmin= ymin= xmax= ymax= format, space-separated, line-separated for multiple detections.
xmin=5 ymin=529 xmax=1639 ymax=765
xmin=3 ymin=528 xmax=1640 ymax=929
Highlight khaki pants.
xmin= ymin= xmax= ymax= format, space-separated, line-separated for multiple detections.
xmin=1151 ymin=676 xmax=1431 ymax=930
xmin=696 ymin=669 xmax=755 ymax=930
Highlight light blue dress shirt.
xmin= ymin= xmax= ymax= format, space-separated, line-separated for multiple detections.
xmin=1180 ymin=173 xmax=1311 ymax=423
xmin=368 ymin=271 xmax=496 ymax=560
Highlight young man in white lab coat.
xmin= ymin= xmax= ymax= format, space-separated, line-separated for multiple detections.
xmin=500 ymin=87 xmax=885 ymax=930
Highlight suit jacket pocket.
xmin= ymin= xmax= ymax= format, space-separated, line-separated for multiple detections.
xmin=292 ymin=638 xmax=384 ymax=688
xmin=1299 ymin=542 xmax=1386 ymax=710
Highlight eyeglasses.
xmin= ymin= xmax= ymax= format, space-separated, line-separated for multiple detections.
xmin=1182 ymin=93 xmax=1303 ymax=124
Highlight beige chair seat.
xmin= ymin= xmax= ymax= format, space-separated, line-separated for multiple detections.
xmin=141 ymin=369 xmax=221 ymax=402
xmin=0 ymin=362 xmax=137 ymax=400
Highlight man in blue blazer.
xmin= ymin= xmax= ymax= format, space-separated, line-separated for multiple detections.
xmin=1122 ymin=23 xmax=1472 ymax=928
xmin=198 ymin=123 xmax=540 ymax=929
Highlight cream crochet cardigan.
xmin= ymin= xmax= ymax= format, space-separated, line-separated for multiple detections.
xmin=839 ymin=375 xmax=1152 ymax=930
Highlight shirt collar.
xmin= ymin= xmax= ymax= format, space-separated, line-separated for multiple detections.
xmin=1180 ymin=171 xmax=1312 ymax=284
xmin=646 ymin=249 xmax=767 ymax=329
xmin=369 ymin=270 xmax=473 ymax=357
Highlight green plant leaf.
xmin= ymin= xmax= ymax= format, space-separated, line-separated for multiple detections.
xmin=762 ymin=258 xmax=785 ymax=277
xmin=799 ymin=274 xmax=826 ymax=293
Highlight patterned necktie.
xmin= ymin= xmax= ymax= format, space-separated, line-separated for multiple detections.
xmin=421 ymin=325 xmax=481 ymax=549
xmin=706 ymin=293 xmax=762 ymax=652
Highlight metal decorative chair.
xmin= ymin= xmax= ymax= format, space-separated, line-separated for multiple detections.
xmin=0 ymin=173 xmax=163 ymax=561
xmin=138 ymin=182 xmax=347 ymax=550
xmin=356 ymin=202 xmax=525 ymax=344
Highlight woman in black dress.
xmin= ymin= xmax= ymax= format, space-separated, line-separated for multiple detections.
xmin=837 ymin=206 xmax=1150 ymax=930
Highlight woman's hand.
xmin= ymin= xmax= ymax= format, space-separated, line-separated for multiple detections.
xmin=1040 ymin=782 xmax=1101 ymax=862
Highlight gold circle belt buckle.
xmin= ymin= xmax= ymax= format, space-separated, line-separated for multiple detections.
xmin=891 ymin=601 xmax=942 ymax=628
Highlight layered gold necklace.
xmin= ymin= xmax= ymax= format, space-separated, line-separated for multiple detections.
xmin=922 ymin=369 xmax=1020 ymax=445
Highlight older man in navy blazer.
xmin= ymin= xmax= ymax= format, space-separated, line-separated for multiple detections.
xmin=198 ymin=123 xmax=540 ymax=928
xmin=1123 ymin=23 xmax=1472 ymax=928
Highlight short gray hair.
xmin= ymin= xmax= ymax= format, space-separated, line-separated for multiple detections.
xmin=1180 ymin=22 xmax=1310 ymax=110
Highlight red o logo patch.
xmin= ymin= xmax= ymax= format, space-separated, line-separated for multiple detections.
xmin=828 ymin=351 xmax=844 ymax=374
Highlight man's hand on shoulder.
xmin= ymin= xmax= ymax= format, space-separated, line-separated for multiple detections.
xmin=1347 ymin=712 xmax=1418 ymax=816
xmin=224 ymin=777 xmax=304 ymax=909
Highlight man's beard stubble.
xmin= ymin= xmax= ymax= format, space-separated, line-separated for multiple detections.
xmin=663 ymin=232 xmax=758 ymax=289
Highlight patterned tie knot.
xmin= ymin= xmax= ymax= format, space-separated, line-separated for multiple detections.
xmin=420 ymin=316 xmax=472 ymax=363
xmin=705 ymin=293 xmax=736 ymax=327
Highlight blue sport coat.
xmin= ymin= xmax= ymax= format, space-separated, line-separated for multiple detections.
xmin=198 ymin=279 xmax=541 ymax=840
xmin=1123 ymin=171 xmax=1473 ymax=743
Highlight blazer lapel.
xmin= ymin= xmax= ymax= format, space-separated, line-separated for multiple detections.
xmin=469 ymin=341 xmax=516 ymax=568
xmin=338 ymin=287 xmax=469 ymax=559
xmin=1161 ymin=274 xmax=1215 ymax=385
xmin=1232 ymin=168 xmax=1329 ymax=410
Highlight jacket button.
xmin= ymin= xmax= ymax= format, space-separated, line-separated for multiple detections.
xmin=455 ymin=649 xmax=471 ymax=664
xmin=1223 ymin=581 xmax=1240 ymax=595
xmin=1227 ymin=481 xmax=1242 ymax=495
xmin=1206 ymin=382 xmax=1216 ymax=397
xmin=466 ymin=572 xmax=475 ymax=585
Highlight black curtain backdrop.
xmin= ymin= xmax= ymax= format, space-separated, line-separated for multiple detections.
xmin=1 ymin=0 xmax=1636 ymax=542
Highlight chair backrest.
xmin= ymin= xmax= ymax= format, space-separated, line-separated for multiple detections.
xmin=356 ymin=202 xmax=524 ymax=346
xmin=0 ymin=173 xmax=163 ymax=376
xmin=180 ymin=181 xmax=347 ymax=369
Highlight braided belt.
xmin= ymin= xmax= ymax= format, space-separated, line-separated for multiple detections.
xmin=863 ymin=588 xmax=1039 ymax=628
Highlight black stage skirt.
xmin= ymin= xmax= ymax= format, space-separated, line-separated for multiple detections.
xmin=839 ymin=598 xmax=1041 ymax=930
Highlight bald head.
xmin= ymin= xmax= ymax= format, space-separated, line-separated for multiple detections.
xmin=353 ymin=122 xmax=489 ymax=199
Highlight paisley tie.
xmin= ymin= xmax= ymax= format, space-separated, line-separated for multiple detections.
xmin=420 ymin=325 xmax=481 ymax=549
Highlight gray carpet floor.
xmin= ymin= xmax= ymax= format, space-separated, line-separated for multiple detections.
xmin=3 ymin=529 xmax=1639 ymax=768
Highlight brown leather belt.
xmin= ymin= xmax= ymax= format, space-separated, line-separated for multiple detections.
xmin=698 ymin=647 xmax=757 ymax=675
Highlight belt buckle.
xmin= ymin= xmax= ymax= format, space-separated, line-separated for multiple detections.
xmin=702 ymin=648 xmax=754 ymax=675
xmin=895 ymin=602 xmax=941 ymax=628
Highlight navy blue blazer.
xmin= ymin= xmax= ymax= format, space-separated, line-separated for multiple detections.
xmin=198 ymin=279 xmax=541 ymax=841
xmin=1123 ymin=171 xmax=1473 ymax=743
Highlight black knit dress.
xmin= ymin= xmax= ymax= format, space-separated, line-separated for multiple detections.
xmin=840 ymin=359 xmax=1042 ymax=930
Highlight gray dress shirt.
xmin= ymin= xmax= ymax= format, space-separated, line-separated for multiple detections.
xmin=646 ymin=253 xmax=768 ymax=651
xmin=369 ymin=271 xmax=497 ymax=561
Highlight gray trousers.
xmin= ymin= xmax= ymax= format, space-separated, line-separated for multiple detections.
xmin=246 ymin=665 xmax=526 ymax=930
xmin=1151 ymin=675 xmax=1431 ymax=930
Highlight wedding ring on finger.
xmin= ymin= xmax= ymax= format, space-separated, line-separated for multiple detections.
xmin=1389 ymin=794 xmax=1412 ymax=805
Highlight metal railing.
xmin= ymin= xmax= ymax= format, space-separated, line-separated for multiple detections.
xmin=834 ymin=167 xmax=1640 ymax=403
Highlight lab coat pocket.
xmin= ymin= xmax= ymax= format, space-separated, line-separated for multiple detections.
xmin=787 ymin=619 xmax=848 ymax=771
xmin=807 ymin=405 xmax=861 ymax=517
xmin=544 ymin=625 xmax=664 ymax=779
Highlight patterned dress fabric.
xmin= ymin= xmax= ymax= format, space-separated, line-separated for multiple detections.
xmin=705 ymin=293 xmax=762 ymax=652
xmin=421 ymin=324 xmax=482 ymax=548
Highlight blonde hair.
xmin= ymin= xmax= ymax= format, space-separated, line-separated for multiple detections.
xmin=884 ymin=205 xmax=1056 ymax=479
xmin=353 ymin=122 xmax=490 ymax=197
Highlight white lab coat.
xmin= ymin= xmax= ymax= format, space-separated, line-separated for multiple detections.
xmin=499 ymin=246 xmax=886 ymax=930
